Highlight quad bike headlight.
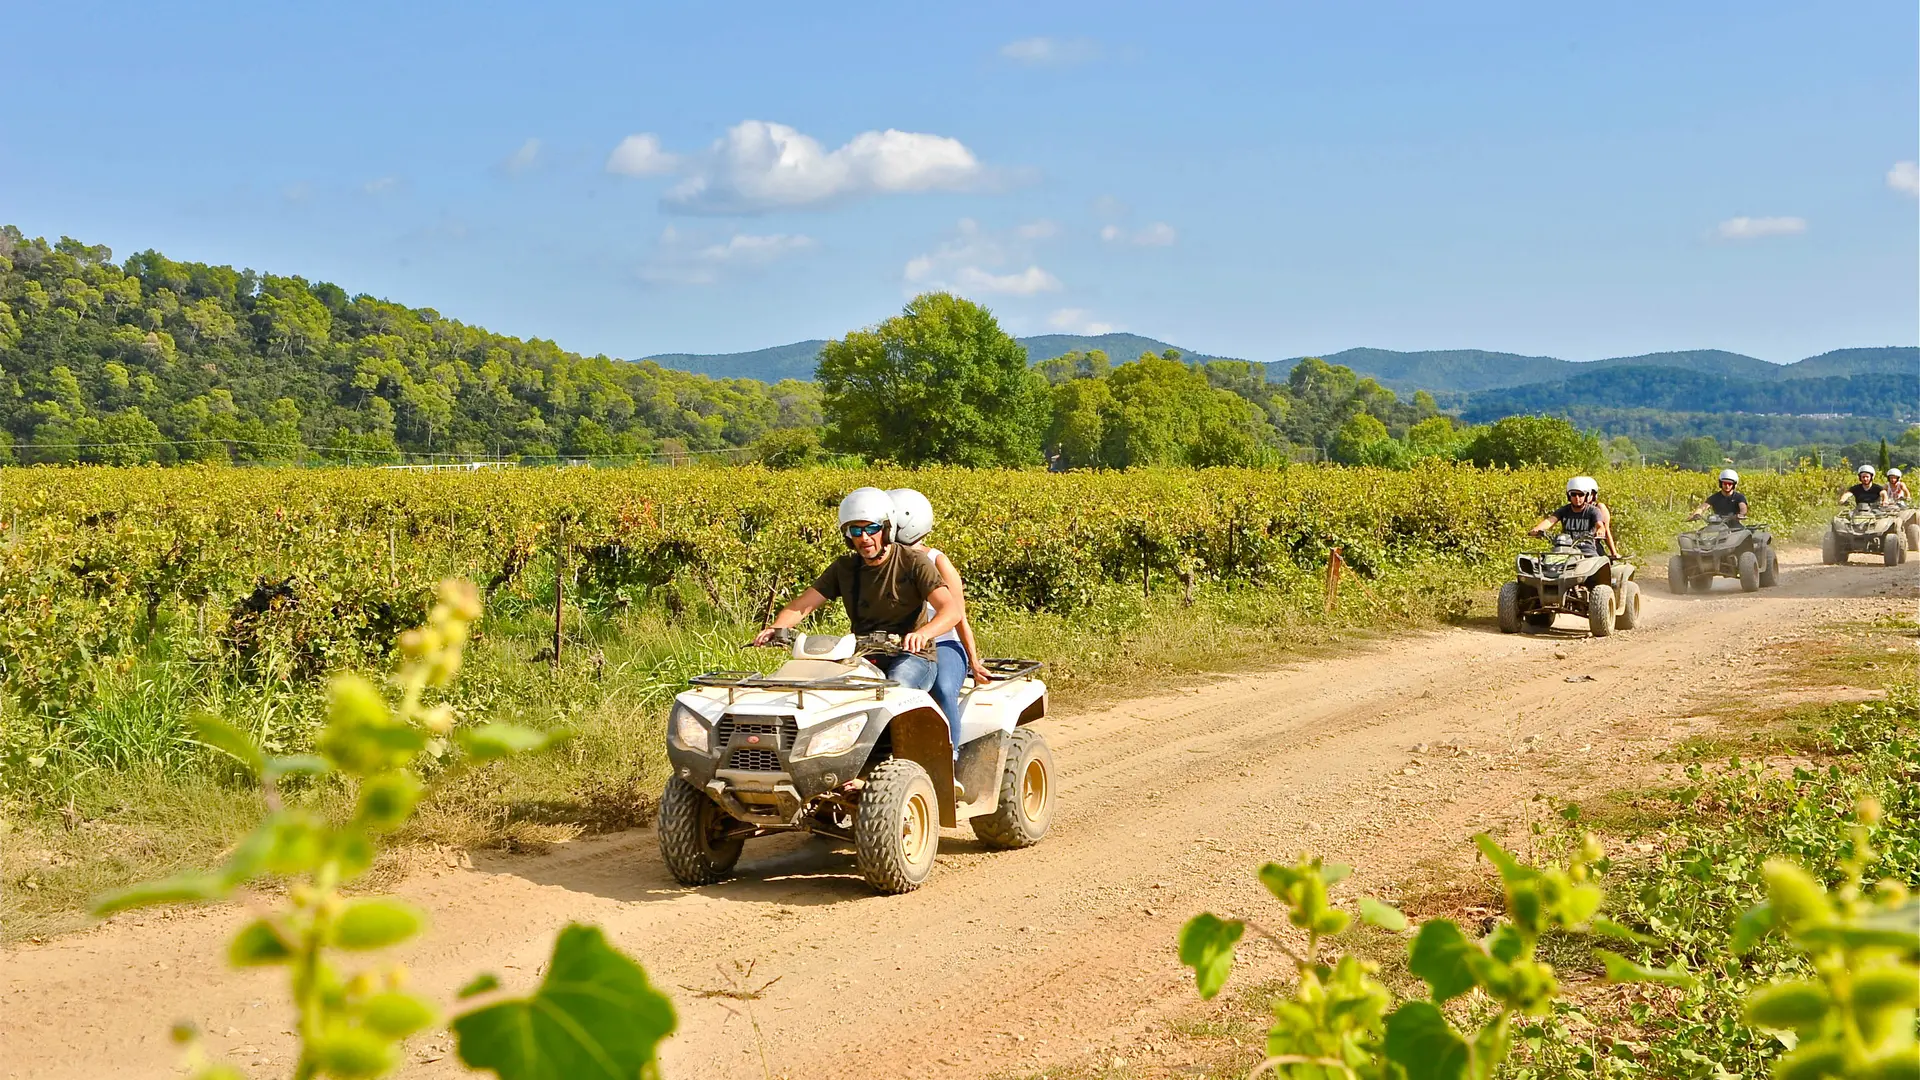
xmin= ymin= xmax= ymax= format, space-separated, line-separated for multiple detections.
xmin=669 ymin=704 xmax=710 ymax=753
xmin=802 ymin=713 xmax=867 ymax=759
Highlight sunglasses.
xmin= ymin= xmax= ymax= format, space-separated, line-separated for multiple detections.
xmin=841 ymin=522 xmax=885 ymax=538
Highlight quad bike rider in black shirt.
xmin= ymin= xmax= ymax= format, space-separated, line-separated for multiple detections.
xmin=1529 ymin=476 xmax=1614 ymax=556
xmin=1842 ymin=465 xmax=1885 ymax=508
xmin=1694 ymin=468 xmax=1750 ymax=521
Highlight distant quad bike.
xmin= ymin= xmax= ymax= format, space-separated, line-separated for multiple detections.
xmin=658 ymin=628 xmax=1052 ymax=895
xmin=1668 ymin=514 xmax=1778 ymax=594
xmin=1497 ymin=533 xmax=1641 ymax=638
xmin=1822 ymin=505 xmax=1912 ymax=567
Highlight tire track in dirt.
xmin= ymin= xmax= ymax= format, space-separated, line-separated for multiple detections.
xmin=2 ymin=548 xmax=1911 ymax=1080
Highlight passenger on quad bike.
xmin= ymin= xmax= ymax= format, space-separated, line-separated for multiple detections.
xmin=752 ymin=487 xmax=962 ymax=695
xmin=887 ymin=487 xmax=993 ymax=757
xmin=1529 ymin=478 xmax=1612 ymax=556
xmin=1693 ymin=469 xmax=1749 ymax=521
xmin=1842 ymin=466 xmax=1885 ymax=507
xmin=1888 ymin=468 xmax=1910 ymax=503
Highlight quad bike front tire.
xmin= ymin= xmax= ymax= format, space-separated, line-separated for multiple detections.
xmin=1737 ymin=551 xmax=1760 ymax=592
xmin=1906 ymin=523 xmax=1920 ymax=555
xmin=1667 ymin=555 xmax=1689 ymax=595
xmin=1885 ymin=532 xmax=1906 ymax=567
xmin=1617 ymin=580 xmax=1642 ymax=630
xmin=854 ymin=758 xmax=940 ymax=894
xmin=1496 ymin=581 xmax=1521 ymax=634
xmin=1587 ymin=584 xmax=1616 ymax=638
xmin=657 ymin=776 xmax=745 ymax=886
xmin=972 ymin=728 xmax=1055 ymax=850
xmin=1822 ymin=530 xmax=1842 ymax=565
xmin=1758 ymin=547 xmax=1779 ymax=588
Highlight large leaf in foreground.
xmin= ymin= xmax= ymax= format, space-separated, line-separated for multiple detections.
xmin=454 ymin=923 xmax=676 ymax=1080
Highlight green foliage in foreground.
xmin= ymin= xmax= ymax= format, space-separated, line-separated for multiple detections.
xmin=92 ymin=581 xmax=674 ymax=1080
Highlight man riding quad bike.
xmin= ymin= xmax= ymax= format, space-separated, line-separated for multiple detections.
xmin=1670 ymin=469 xmax=1779 ymax=593
xmin=1498 ymin=477 xmax=1642 ymax=637
xmin=656 ymin=488 xmax=1056 ymax=894
xmin=1824 ymin=465 xmax=1910 ymax=566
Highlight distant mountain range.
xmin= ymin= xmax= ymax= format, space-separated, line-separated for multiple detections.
xmin=644 ymin=337 xmax=1918 ymax=396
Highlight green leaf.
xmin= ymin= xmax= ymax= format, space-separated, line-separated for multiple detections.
xmin=334 ymin=829 xmax=376 ymax=881
xmin=229 ymin=919 xmax=295 ymax=966
xmin=454 ymin=923 xmax=677 ymax=1080
xmin=1744 ymin=981 xmax=1831 ymax=1029
xmin=187 ymin=713 xmax=264 ymax=775
xmin=1761 ymin=859 xmax=1832 ymax=927
xmin=457 ymin=723 xmax=562 ymax=763
xmin=311 ymin=1026 xmax=395 ymax=1079
xmin=1590 ymin=917 xmax=1658 ymax=945
xmin=360 ymin=991 xmax=436 ymax=1038
xmin=91 ymin=872 xmax=227 ymax=917
xmin=1318 ymin=861 xmax=1353 ymax=886
xmin=1177 ymin=913 xmax=1245 ymax=1000
xmin=458 ymin=973 xmax=501 ymax=1000
xmin=1731 ymin=902 xmax=1775 ymax=955
xmin=1408 ymin=919 xmax=1481 ymax=1003
xmin=1359 ymin=897 xmax=1408 ymax=932
xmin=1851 ymin=966 xmax=1920 ymax=1011
xmin=1471 ymin=1011 xmax=1513 ymax=1080
xmin=1383 ymin=1001 xmax=1471 ymax=1080
xmin=354 ymin=772 xmax=420 ymax=833
xmin=1595 ymin=949 xmax=1697 ymax=988
xmin=1486 ymin=923 xmax=1525 ymax=964
xmin=264 ymin=753 xmax=330 ymax=779
xmin=1474 ymin=834 xmax=1533 ymax=883
xmin=333 ymin=898 xmax=425 ymax=950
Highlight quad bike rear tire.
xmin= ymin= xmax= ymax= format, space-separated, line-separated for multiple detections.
xmin=1758 ymin=547 xmax=1779 ymax=588
xmin=1588 ymin=584 xmax=1616 ymax=638
xmin=1667 ymin=555 xmax=1689 ymax=595
xmin=1737 ymin=551 xmax=1760 ymax=592
xmin=971 ymin=728 xmax=1055 ymax=850
xmin=1822 ymin=530 xmax=1842 ymax=565
xmin=1496 ymin=581 xmax=1521 ymax=634
xmin=657 ymin=776 xmax=745 ymax=886
xmin=855 ymin=758 xmax=940 ymax=894
xmin=1617 ymin=580 xmax=1641 ymax=630
xmin=1886 ymin=532 xmax=1906 ymax=567
xmin=1907 ymin=523 xmax=1920 ymax=554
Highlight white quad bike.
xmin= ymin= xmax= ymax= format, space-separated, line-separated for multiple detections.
xmin=658 ymin=628 xmax=1053 ymax=894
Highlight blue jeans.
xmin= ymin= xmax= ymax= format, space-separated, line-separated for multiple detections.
xmin=873 ymin=652 xmax=936 ymax=693
xmin=931 ymin=640 xmax=968 ymax=754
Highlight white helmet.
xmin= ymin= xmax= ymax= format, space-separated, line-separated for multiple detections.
xmin=1567 ymin=475 xmax=1598 ymax=497
xmin=836 ymin=487 xmax=894 ymax=541
xmin=1890 ymin=468 xmax=1903 ymax=479
xmin=886 ymin=488 xmax=935 ymax=545
xmin=1858 ymin=464 xmax=1877 ymax=478
xmin=1718 ymin=469 xmax=1739 ymax=485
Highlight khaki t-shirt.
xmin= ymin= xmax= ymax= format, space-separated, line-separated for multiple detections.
xmin=812 ymin=546 xmax=945 ymax=636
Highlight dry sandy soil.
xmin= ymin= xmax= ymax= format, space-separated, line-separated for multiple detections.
xmin=3 ymin=546 xmax=1913 ymax=1080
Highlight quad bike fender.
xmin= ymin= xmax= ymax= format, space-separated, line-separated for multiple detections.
xmin=954 ymin=677 xmax=1047 ymax=744
xmin=874 ymin=706 xmax=960 ymax=827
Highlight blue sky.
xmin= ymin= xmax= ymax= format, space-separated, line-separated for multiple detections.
xmin=3 ymin=1 xmax=1914 ymax=364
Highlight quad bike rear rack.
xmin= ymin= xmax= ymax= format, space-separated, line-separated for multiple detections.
xmin=980 ymin=658 xmax=1045 ymax=681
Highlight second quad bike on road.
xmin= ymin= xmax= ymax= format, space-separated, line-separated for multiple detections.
xmin=1823 ymin=505 xmax=1912 ymax=567
xmin=658 ymin=628 xmax=1053 ymax=895
xmin=1669 ymin=514 xmax=1778 ymax=594
xmin=1498 ymin=533 xmax=1641 ymax=638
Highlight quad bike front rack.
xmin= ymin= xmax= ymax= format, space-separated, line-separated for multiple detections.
xmin=690 ymin=670 xmax=899 ymax=707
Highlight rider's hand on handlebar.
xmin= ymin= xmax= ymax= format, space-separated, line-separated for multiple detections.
xmin=1528 ymin=527 xmax=1545 ymax=538
xmin=750 ymin=626 xmax=782 ymax=647
xmin=903 ymin=631 xmax=931 ymax=654
xmin=1688 ymin=511 xmax=1702 ymax=520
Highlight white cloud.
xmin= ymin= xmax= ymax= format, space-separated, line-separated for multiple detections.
xmin=955 ymin=266 xmax=1062 ymax=295
xmin=1000 ymin=37 xmax=1102 ymax=66
xmin=1716 ymin=216 xmax=1807 ymax=240
xmin=641 ymin=228 xmax=816 ymax=286
xmin=1101 ymin=221 xmax=1178 ymax=246
xmin=1048 ymin=308 xmax=1116 ymax=335
xmin=1889 ymin=161 xmax=1920 ymax=197
xmin=903 ymin=217 xmax=1062 ymax=296
xmin=504 ymin=138 xmax=542 ymax=174
xmin=606 ymin=133 xmax=680 ymax=177
xmin=1016 ymin=218 xmax=1061 ymax=240
xmin=362 ymin=176 xmax=402 ymax=195
xmin=656 ymin=120 xmax=986 ymax=214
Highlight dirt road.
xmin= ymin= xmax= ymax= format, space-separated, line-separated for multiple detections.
xmin=4 ymin=548 xmax=1912 ymax=1080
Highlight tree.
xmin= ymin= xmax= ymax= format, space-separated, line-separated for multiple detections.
xmin=1673 ymin=435 xmax=1724 ymax=471
xmin=1328 ymin=414 xmax=1390 ymax=465
xmin=1462 ymin=415 xmax=1604 ymax=469
xmin=817 ymin=292 xmax=1048 ymax=467
xmin=1879 ymin=437 xmax=1891 ymax=475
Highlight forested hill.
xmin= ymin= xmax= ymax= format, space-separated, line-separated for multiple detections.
xmin=646 ymin=332 xmax=1238 ymax=383
xmin=0 ymin=228 xmax=821 ymax=464
xmin=1462 ymin=367 xmax=1920 ymax=424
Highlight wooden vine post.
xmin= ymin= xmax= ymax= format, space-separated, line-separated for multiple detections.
xmin=1324 ymin=546 xmax=1345 ymax=612
xmin=552 ymin=518 xmax=566 ymax=669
